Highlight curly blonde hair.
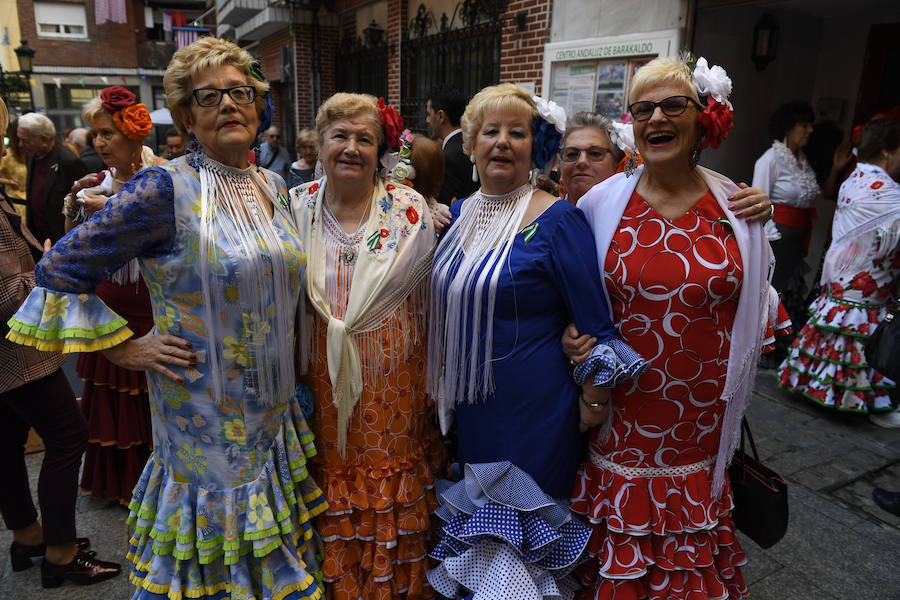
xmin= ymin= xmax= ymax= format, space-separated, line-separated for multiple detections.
xmin=460 ymin=83 xmax=537 ymax=157
xmin=629 ymin=56 xmax=701 ymax=104
xmin=314 ymin=92 xmax=383 ymax=148
xmin=163 ymin=37 xmax=269 ymax=138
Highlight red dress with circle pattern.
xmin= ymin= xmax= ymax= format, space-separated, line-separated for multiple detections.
xmin=571 ymin=190 xmax=749 ymax=600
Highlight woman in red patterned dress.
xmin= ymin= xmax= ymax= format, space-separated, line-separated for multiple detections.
xmin=565 ymin=56 xmax=780 ymax=600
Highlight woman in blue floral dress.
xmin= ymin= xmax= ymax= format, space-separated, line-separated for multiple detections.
xmin=7 ymin=38 xmax=326 ymax=599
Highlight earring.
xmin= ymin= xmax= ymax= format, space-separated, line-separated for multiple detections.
xmin=624 ymin=153 xmax=638 ymax=177
xmin=690 ymin=142 xmax=701 ymax=170
xmin=471 ymin=156 xmax=479 ymax=183
xmin=187 ymin=132 xmax=204 ymax=170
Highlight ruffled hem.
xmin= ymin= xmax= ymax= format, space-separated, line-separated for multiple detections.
xmin=77 ymin=350 xmax=148 ymax=394
xmin=126 ymin=400 xmax=327 ymax=600
xmin=779 ymin=297 xmax=895 ymax=412
xmin=81 ymin=440 xmax=151 ymax=505
xmin=427 ymin=462 xmax=590 ymax=600
xmin=315 ymin=446 xmax=439 ymax=599
xmin=574 ymin=338 xmax=649 ymax=387
xmin=761 ymin=300 xmax=793 ymax=352
xmin=571 ymin=457 xmax=747 ymax=600
xmin=570 ymin=455 xmax=734 ymax=536
xmin=805 ymin=291 xmax=887 ymax=339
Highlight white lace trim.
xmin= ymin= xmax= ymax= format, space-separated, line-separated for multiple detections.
xmin=590 ymin=449 xmax=715 ymax=479
xmin=771 ymin=140 xmax=821 ymax=208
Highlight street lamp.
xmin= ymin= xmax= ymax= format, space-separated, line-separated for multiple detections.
xmin=14 ymin=40 xmax=35 ymax=111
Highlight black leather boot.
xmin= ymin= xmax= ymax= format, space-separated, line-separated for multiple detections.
xmin=9 ymin=537 xmax=91 ymax=571
xmin=40 ymin=550 xmax=120 ymax=588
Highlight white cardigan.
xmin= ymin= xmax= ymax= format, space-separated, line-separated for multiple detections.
xmin=577 ymin=165 xmax=776 ymax=498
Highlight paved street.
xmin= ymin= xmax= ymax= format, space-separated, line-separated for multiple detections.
xmin=1 ymin=364 xmax=898 ymax=599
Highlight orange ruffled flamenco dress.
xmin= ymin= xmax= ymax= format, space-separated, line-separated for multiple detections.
xmin=300 ymin=183 xmax=445 ymax=600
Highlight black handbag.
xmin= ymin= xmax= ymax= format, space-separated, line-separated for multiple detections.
xmin=728 ymin=418 xmax=789 ymax=549
xmin=864 ymin=300 xmax=900 ymax=381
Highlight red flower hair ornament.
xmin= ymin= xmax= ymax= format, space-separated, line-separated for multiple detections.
xmin=692 ymin=57 xmax=735 ymax=150
xmin=377 ymin=97 xmax=404 ymax=149
xmin=99 ymin=85 xmax=152 ymax=141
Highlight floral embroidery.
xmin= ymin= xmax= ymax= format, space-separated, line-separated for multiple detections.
xmin=247 ymin=492 xmax=274 ymax=525
xmin=224 ymin=418 xmax=247 ymax=445
xmin=176 ymin=442 xmax=207 ymax=475
xmin=406 ymin=206 xmax=419 ymax=224
xmin=40 ymin=294 xmax=70 ymax=327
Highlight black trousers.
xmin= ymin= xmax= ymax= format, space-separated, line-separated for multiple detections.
xmin=0 ymin=369 xmax=87 ymax=546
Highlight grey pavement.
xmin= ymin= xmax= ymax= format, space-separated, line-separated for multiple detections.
xmin=0 ymin=366 xmax=898 ymax=599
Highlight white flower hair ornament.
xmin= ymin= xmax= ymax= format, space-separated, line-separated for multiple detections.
xmin=531 ymin=96 xmax=566 ymax=169
xmin=389 ymin=129 xmax=416 ymax=183
xmin=609 ymin=121 xmax=636 ymax=154
xmin=691 ymin=56 xmax=735 ymax=151
xmin=692 ymin=57 xmax=733 ymax=110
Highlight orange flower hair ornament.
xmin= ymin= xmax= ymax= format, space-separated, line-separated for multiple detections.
xmin=100 ymin=85 xmax=152 ymax=141
xmin=112 ymin=103 xmax=153 ymax=141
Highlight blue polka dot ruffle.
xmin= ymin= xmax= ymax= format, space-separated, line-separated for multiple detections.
xmin=427 ymin=461 xmax=589 ymax=599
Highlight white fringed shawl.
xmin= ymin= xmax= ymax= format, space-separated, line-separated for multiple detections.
xmin=577 ymin=165 xmax=774 ymax=498
xmin=821 ymin=163 xmax=900 ymax=290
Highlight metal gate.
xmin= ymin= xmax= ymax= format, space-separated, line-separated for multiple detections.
xmin=400 ymin=1 xmax=504 ymax=133
xmin=335 ymin=37 xmax=389 ymax=100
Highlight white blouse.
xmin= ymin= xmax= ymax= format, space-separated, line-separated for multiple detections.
xmin=752 ymin=141 xmax=822 ymax=210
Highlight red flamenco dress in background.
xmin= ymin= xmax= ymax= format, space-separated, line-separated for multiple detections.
xmin=572 ymin=190 xmax=749 ymax=600
xmin=77 ymin=276 xmax=153 ymax=504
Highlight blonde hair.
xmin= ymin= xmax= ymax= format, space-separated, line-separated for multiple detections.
xmin=0 ymin=98 xmax=7 ymax=133
xmin=81 ymin=96 xmax=107 ymax=125
xmin=460 ymin=83 xmax=537 ymax=157
xmin=315 ymin=92 xmax=382 ymax=147
xmin=630 ymin=56 xmax=701 ymax=104
xmin=163 ymin=37 xmax=269 ymax=138
xmin=296 ymin=128 xmax=318 ymax=149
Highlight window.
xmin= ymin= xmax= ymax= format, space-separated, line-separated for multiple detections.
xmin=34 ymin=2 xmax=88 ymax=39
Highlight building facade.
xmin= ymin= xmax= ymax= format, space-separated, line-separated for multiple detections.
xmin=11 ymin=0 xmax=209 ymax=141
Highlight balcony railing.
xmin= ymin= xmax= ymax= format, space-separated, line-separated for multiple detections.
xmin=218 ymin=0 xmax=267 ymax=27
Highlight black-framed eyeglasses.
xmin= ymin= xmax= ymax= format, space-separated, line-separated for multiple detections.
xmin=628 ymin=95 xmax=700 ymax=121
xmin=191 ymin=86 xmax=256 ymax=108
xmin=560 ymin=146 xmax=613 ymax=163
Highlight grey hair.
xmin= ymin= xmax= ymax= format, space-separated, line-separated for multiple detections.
xmin=562 ymin=111 xmax=625 ymax=163
xmin=18 ymin=112 xmax=56 ymax=139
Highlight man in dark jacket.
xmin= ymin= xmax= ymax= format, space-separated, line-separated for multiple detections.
xmin=427 ymin=86 xmax=478 ymax=206
xmin=66 ymin=128 xmax=105 ymax=172
xmin=18 ymin=113 xmax=88 ymax=243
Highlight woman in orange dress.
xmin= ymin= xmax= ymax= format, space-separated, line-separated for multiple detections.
xmin=290 ymin=93 xmax=443 ymax=600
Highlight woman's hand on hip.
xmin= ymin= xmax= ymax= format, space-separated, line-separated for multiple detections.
xmin=728 ymin=183 xmax=773 ymax=222
xmin=101 ymin=331 xmax=196 ymax=383
xmin=563 ymin=322 xmax=595 ymax=364
xmin=579 ymin=385 xmax=610 ymax=432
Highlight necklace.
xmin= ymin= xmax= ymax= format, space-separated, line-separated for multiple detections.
xmin=324 ymin=195 xmax=370 ymax=265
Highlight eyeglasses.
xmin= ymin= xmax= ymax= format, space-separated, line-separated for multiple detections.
xmin=628 ymin=96 xmax=700 ymax=121
xmin=560 ymin=146 xmax=613 ymax=163
xmin=191 ymin=86 xmax=256 ymax=108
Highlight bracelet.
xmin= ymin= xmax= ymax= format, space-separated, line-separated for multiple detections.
xmin=580 ymin=394 xmax=609 ymax=409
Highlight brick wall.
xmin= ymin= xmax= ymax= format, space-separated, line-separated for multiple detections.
xmin=259 ymin=26 xmax=291 ymax=130
xmin=499 ymin=0 xmax=552 ymax=96
xmin=385 ymin=0 xmax=406 ymax=105
xmin=17 ymin=0 xmax=145 ymax=68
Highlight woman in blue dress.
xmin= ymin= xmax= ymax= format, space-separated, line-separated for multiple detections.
xmin=425 ymin=84 xmax=647 ymax=599
xmin=7 ymin=38 xmax=326 ymax=599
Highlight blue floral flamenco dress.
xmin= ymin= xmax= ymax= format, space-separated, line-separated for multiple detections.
xmin=7 ymin=156 xmax=327 ymax=600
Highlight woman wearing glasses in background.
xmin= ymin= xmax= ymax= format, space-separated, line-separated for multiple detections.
xmin=7 ymin=38 xmax=326 ymax=599
xmin=563 ymin=57 xmax=780 ymax=600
